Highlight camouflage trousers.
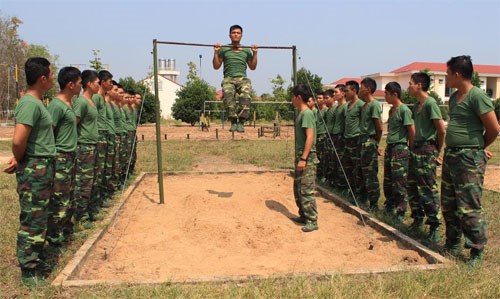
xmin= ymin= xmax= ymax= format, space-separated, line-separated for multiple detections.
xmin=105 ymin=134 xmax=117 ymax=192
xmin=383 ymin=143 xmax=409 ymax=214
xmin=120 ymin=133 xmax=131 ymax=182
xmin=130 ymin=130 xmax=137 ymax=173
xmin=407 ymin=143 xmax=441 ymax=226
xmin=293 ymin=153 xmax=319 ymax=223
xmin=316 ymin=134 xmax=327 ymax=180
xmin=46 ymin=152 xmax=75 ymax=246
xmin=441 ymin=148 xmax=487 ymax=251
xmin=323 ymin=135 xmax=337 ymax=185
xmin=343 ymin=136 xmax=361 ymax=201
xmin=74 ymin=144 xmax=96 ymax=221
xmin=222 ymin=77 xmax=252 ymax=121
xmin=91 ymin=131 xmax=108 ymax=214
xmin=15 ymin=156 xmax=54 ymax=270
xmin=331 ymin=135 xmax=346 ymax=189
xmin=357 ymin=136 xmax=380 ymax=206
xmin=114 ymin=135 xmax=122 ymax=188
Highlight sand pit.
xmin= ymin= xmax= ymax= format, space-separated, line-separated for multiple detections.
xmin=63 ymin=171 xmax=445 ymax=285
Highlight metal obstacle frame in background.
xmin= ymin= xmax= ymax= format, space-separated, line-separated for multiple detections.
xmin=152 ymin=39 xmax=298 ymax=204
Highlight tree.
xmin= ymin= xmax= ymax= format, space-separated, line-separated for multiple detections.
xmin=471 ymin=71 xmax=481 ymax=88
xmin=254 ymin=74 xmax=293 ymax=121
xmin=119 ymin=77 xmax=156 ymax=123
xmin=0 ymin=15 xmax=26 ymax=116
xmin=89 ymin=49 xmax=103 ymax=72
xmin=292 ymin=67 xmax=323 ymax=95
xmin=171 ymin=61 xmax=216 ymax=125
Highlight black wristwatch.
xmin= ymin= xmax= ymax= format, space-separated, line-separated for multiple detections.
xmin=300 ymin=157 xmax=307 ymax=161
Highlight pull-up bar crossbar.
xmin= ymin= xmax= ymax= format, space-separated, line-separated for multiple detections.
xmin=155 ymin=40 xmax=294 ymax=50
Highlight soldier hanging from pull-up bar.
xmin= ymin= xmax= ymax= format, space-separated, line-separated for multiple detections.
xmin=213 ymin=24 xmax=258 ymax=133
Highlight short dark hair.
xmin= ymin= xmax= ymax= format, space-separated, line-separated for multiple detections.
xmin=111 ymin=80 xmax=118 ymax=86
xmin=361 ymin=77 xmax=377 ymax=94
xmin=58 ymin=66 xmax=81 ymax=90
xmin=345 ymin=80 xmax=359 ymax=94
xmin=324 ymin=89 xmax=334 ymax=97
xmin=98 ymin=70 xmax=113 ymax=83
xmin=335 ymin=84 xmax=346 ymax=92
xmin=316 ymin=90 xmax=325 ymax=97
xmin=292 ymin=84 xmax=311 ymax=104
xmin=81 ymin=70 xmax=98 ymax=89
xmin=385 ymin=81 xmax=402 ymax=98
xmin=229 ymin=24 xmax=243 ymax=34
xmin=116 ymin=83 xmax=123 ymax=89
xmin=447 ymin=55 xmax=473 ymax=80
xmin=25 ymin=57 xmax=51 ymax=86
xmin=411 ymin=72 xmax=431 ymax=91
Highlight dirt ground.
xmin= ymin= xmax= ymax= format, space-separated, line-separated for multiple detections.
xmin=76 ymin=169 xmax=428 ymax=282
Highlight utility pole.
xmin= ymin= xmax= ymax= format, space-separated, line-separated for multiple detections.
xmin=199 ymin=54 xmax=202 ymax=79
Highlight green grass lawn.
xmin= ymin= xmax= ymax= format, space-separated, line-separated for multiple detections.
xmin=0 ymin=139 xmax=499 ymax=298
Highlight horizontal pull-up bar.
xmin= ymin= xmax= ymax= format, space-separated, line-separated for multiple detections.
xmin=154 ymin=40 xmax=295 ymax=50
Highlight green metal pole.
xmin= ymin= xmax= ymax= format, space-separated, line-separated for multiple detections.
xmin=292 ymin=45 xmax=298 ymax=160
xmin=153 ymin=39 xmax=165 ymax=204
xmin=292 ymin=45 xmax=297 ymax=87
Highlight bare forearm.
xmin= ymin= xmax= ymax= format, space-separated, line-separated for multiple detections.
xmin=407 ymin=125 xmax=415 ymax=148
xmin=12 ymin=143 xmax=26 ymax=162
xmin=213 ymin=53 xmax=222 ymax=69
xmin=374 ymin=119 xmax=382 ymax=143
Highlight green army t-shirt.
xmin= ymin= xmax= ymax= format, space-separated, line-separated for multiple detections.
xmin=446 ymin=86 xmax=494 ymax=148
xmin=387 ymin=104 xmax=414 ymax=144
xmin=295 ymin=108 xmax=317 ymax=157
xmin=48 ymin=97 xmax=77 ymax=152
xmin=316 ymin=107 xmax=328 ymax=136
xmin=113 ymin=104 xmax=125 ymax=134
xmin=219 ymin=46 xmax=253 ymax=78
xmin=360 ymin=100 xmax=382 ymax=136
xmin=92 ymin=94 xmax=108 ymax=132
xmin=104 ymin=100 xmax=116 ymax=135
xmin=412 ymin=97 xmax=442 ymax=143
xmin=123 ymin=106 xmax=134 ymax=132
xmin=73 ymin=95 xmax=98 ymax=144
xmin=332 ymin=102 xmax=348 ymax=135
xmin=326 ymin=105 xmax=337 ymax=134
xmin=344 ymin=99 xmax=365 ymax=138
xmin=14 ymin=94 xmax=56 ymax=157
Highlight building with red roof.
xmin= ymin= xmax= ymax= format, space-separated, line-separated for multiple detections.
xmin=327 ymin=62 xmax=500 ymax=101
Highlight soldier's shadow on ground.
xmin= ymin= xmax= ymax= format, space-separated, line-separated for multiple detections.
xmin=265 ymin=199 xmax=300 ymax=225
xmin=206 ymin=189 xmax=234 ymax=198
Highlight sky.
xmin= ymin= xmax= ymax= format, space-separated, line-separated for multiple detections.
xmin=1 ymin=0 xmax=499 ymax=94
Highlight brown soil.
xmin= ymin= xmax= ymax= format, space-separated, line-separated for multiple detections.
xmin=76 ymin=172 xmax=428 ymax=282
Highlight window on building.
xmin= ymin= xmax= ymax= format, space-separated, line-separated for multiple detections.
xmin=439 ymin=79 xmax=444 ymax=84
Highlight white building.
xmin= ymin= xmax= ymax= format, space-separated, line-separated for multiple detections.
xmin=142 ymin=59 xmax=183 ymax=119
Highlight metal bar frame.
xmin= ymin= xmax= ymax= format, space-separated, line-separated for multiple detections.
xmin=152 ymin=39 xmax=297 ymax=204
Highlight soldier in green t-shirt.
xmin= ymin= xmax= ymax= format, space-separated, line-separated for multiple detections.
xmin=441 ymin=56 xmax=500 ymax=267
xmin=46 ymin=66 xmax=81 ymax=250
xmin=73 ymin=70 xmax=100 ymax=222
xmin=104 ymin=83 xmax=117 ymax=193
xmin=343 ymin=81 xmax=365 ymax=203
xmin=290 ymin=84 xmax=319 ymax=232
xmin=358 ymin=78 xmax=383 ymax=210
xmin=91 ymin=70 xmax=114 ymax=209
xmin=4 ymin=57 xmax=55 ymax=287
xmin=323 ymin=89 xmax=337 ymax=186
xmin=213 ymin=25 xmax=258 ymax=132
xmin=383 ymin=82 xmax=415 ymax=223
xmin=407 ymin=72 xmax=446 ymax=245
xmin=331 ymin=85 xmax=348 ymax=191
xmin=315 ymin=91 xmax=329 ymax=183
